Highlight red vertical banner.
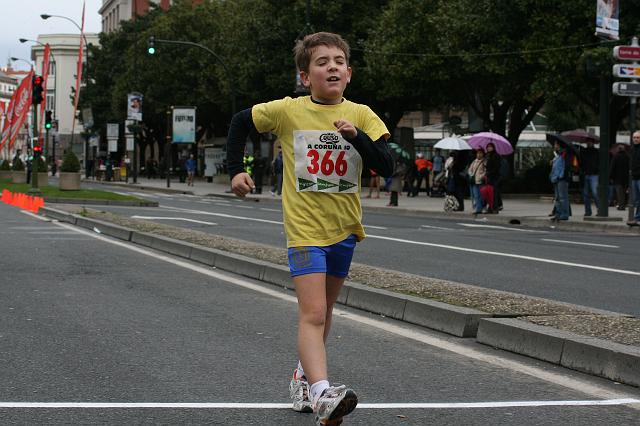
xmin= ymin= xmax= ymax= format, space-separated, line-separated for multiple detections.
xmin=38 ymin=44 xmax=51 ymax=145
xmin=0 ymin=96 xmax=15 ymax=151
xmin=71 ymin=1 xmax=86 ymax=138
xmin=0 ymin=71 xmax=33 ymax=152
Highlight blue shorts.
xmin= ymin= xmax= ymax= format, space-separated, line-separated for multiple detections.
xmin=288 ymin=235 xmax=357 ymax=278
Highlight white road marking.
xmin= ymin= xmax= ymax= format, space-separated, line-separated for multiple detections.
xmin=458 ymin=223 xmax=548 ymax=233
xmin=20 ymin=211 xmax=50 ymax=221
xmin=367 ymin=234 xmax=640 ymax=277
xmin=131 ymin=216 xmax=217 ymax=226
xmin=235 ymin=205 xmax=254 ymax=209
xmin=541 ymin=239 xmax=619 ymax=249
xmin=364 ymin=224 xmax=388 ymax=230
xmin=51 ymin=222 xmax=640 ymax=402
xmin=421 ymin=224 xmax=455 ymax=231
xmin=161 ymin=206 xmax=283 ymax=225
xmin=259 ymin=208 xmax=280 ymax=212
xmin=0 ymin=399 xmax=637 ymax=409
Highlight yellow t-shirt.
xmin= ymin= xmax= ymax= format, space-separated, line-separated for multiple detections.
xmin=252 ymin=96 xmax=389 ymax=247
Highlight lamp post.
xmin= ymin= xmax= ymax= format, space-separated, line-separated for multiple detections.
xmin=40 ymin=13 xmax=90 ymax=175
xmin=19 ymin=38 xmax=57 ymax=165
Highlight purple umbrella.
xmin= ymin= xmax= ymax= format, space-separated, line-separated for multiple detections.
xmin=467 ymin=132 xmax=514 ymax=155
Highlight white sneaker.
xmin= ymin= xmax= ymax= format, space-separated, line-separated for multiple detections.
xmin=313 ymin=385 xmax=358 ymax=425
xmin=289 ymin=368 xmax=313 ymax=413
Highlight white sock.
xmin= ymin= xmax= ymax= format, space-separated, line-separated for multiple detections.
xmin=310 ymin=380 xmax=330 ymax=404
xmin=297 ymin=360 xmax=305 ymax=377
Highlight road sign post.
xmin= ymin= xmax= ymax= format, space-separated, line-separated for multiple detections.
xmin=612 ymin=36 xmax=639 ymax=224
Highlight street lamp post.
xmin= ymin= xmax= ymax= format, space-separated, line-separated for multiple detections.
xmin=40 ymin=13 xmax=90 ymax=175
xmin=19 ymin=38 xmax=57 ymax=165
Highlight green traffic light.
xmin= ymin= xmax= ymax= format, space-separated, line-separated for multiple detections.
xmin=148 ymin=47 xmax=155 ymax=55
xmin=45 ymin=123 xmax=52 ymax=129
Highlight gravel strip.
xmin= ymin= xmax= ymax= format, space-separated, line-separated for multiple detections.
xmin=58 ymin=206 xmax=639 ymax=347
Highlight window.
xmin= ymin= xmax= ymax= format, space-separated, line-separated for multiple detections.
xmin=49 ymin=61 xmax=56 ymax=76
xmin=46 ymin=91 xmax=55 ymax=112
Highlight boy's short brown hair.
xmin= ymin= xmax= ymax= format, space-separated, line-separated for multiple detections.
xmin=293 ymin=32 xmax=350 ymax=73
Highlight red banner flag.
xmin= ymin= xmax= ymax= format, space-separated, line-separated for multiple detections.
xmin=0 ymin=71 xmax=33 ymax=152
xmin=38 ymin=43 xmax=51 ymax=145
xmin=71 ymin=1 xmax=86 ymax=138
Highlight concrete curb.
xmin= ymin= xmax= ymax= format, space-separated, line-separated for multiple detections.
xmin=477 ymin=318 xmax=640 ymax=387
xmin=39 ymin=206 xmax=640 ymax=387
xmin=45 ymin=198 xmax=159 ymax=207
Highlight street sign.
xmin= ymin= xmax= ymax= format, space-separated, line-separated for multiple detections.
xmin=613 ymin=46 xmax=640 ymax=60
xmin=612 ymin=82 xmax=640 ymax=97
xmin=613 ymin=64 xmax=640 ymax=78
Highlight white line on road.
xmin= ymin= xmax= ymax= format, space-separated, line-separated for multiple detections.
xmin=0 ymin=399 xmax=637 ymax=409
xmin=367 ymin=234 xmax=640 ymax=277
xmin=363 ymin=224 xmax=388 ymax=230
xmin=131 ymin=216 xmax=217 ymax=226
xmin=421 ymin=225 xmax=455 ymax=231
xmin=51 ymin=222 xmax=640 ymax=402
xmin=20 ymin=211 xmax=50 ymax=221
xmin=458 ymin=223 xmax=548 ymax=233
xmin=541 ymin=239 xmax=619 ymax=249
xmin=259 ymin=208 xmax=280 ymax=212
xmin=160 ymin=206 xmax=283 ymax=225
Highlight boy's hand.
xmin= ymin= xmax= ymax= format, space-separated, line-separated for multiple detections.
xmin=334 ymin=119 xmax=357 ymax=140
xmin=231 ymin=172 xmax=255 ymax=197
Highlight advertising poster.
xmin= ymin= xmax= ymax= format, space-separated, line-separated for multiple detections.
xmin=127 ymin=93 xmax=143 ymax=121
xmin=596 ymin=0 xmax=619 ymax=40
xmin=172 ymin=107 xmax=196 ymax=143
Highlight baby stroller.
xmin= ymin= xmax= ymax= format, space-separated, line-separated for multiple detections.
xmin=430 ymin=171 xmax=446 ymax=197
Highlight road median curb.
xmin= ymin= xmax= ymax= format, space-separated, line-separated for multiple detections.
xmin=477 ymin=318 xmax=640 ymax=387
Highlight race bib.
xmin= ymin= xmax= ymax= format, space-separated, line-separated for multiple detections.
xmin=293 ymin=130 xmax=361 ymax=193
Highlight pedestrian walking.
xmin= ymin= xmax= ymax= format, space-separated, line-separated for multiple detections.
xmin=610 ymin=145 xmax=630 ymax=210
xmin=550 ymin=141 xmax=570 ymax=221
xmin=271 ymin=146 xmax=283 ymax=196
xmin=186 ymin=154 xmax=196 ymax=186
xmin=388 ymin=160 xmax=406 ymax=206
xmin=413 ymin=153 xmax=431 ymax=196
xmin=467 ymin=149 xmax=486 ymax=216
xmin=226 ymin=32 xmax=393 ymax=425
xmin=629 ymin=131 xmax=640 ymax=226
xmin=485 ymin=142 xmax=502 ymax=213
xmin=366 ymin=168 xmax=380 ymax=198
xmin=580 ymin=140 xmax=599 ymax=216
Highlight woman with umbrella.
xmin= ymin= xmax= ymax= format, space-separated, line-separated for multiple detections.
xmin=467 ymin=133 xmax=513 ymax=213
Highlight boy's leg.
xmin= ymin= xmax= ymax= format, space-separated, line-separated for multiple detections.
xmin=294 ymin=272 xmax=329 ymax=386
xmin=323 ymin=274 xmax=346 ymax=342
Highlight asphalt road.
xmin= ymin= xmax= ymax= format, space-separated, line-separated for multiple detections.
xmin=1 ymin=203 xmax=639 ymax=425
xmin=91 ymin=188 xmax=640 ymax=316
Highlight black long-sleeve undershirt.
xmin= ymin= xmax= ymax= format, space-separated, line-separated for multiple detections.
xmin=226 ymin=107 xmax=394 ymax=179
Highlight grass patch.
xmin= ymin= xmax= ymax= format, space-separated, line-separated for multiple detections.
xmin=0 ymin=178 xmax=141 ymax=202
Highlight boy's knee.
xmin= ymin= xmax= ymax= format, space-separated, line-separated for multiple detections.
xmin=300 ymin=307 xmax=327 ymax=327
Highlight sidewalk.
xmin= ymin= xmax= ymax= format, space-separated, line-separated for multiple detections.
xmin=86 ymin=176 xmax=638 ymax=234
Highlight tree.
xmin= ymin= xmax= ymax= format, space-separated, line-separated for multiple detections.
xmin=365 ymin=0 xmax=619 ymax=149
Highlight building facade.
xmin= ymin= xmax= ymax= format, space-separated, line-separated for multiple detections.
xmin=99 ymin=0 xmax=204 ymax=33
xmin=29 ymin=33 xmax=100 ymax=160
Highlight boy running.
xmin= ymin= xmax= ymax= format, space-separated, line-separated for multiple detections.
xmin=226 ymin=32 xmax=393 ymax=425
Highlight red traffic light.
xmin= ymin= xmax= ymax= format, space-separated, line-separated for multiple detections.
xmin=33 ymin=145 xmax=43 ymax=153
xmin=33 ymin=75 xmax=44 ymax=85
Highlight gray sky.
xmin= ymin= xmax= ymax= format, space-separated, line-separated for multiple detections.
xmin=0 ymin=0 xmax=102 ymax=71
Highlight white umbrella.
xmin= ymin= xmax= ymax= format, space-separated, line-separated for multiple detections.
xmin=434 ymin=137 xmax=472 ymax=151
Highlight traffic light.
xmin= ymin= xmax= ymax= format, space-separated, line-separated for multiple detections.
xmin=32 ymin=75 xmax=44 ymax=105
xmin=33 ymin=144 xmax=43 ymax=156
xmin=147 ymin=36 xmax=155 ymax=55
xmin=44 ymin=110 xmax=53 ymax=130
